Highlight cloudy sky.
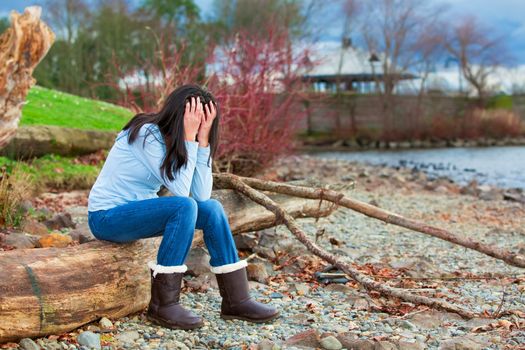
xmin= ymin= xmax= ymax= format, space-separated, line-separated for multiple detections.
xmin=2 ymin=0 xmax=523 ymax=64
xmin=1 ymin=0 xmax=524 ymax=91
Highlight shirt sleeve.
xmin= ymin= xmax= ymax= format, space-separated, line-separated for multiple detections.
xmin=129 ymin=124 xmax=198 ymax=197
xmin=190 ymin=145 xmax=213 ymax=201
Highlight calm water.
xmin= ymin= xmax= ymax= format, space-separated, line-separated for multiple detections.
xmin=311 ymin=146 xmax=525 ymax=190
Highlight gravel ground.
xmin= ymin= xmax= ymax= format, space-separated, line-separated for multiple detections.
xmin=5 ymin=155 xmax=525 ymax=350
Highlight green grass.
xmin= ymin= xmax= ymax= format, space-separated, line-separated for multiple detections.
xmin=0 ymin=154 xmax=103 ymax=191
xmin=21 ymin=85 xmax=134 ymax=131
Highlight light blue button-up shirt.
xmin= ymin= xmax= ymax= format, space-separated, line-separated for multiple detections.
xmin=88 ymin=123 xmax=212 ymax=212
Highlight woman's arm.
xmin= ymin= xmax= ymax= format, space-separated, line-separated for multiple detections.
xmin=130 ymin=124 xmax=199 ymax=197
xmin=190 ymin=145 xmax=213 ymax=201
xmin=190 ymin=98 xmax=217 ymax=201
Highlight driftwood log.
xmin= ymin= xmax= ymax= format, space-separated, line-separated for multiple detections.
xmin=0 ymin=6 xmax=55 ymax=149
xmin=0 ymin=189 xmax=332 ymax=343
xmin=1 ymin=126 xmax=118 ymax=159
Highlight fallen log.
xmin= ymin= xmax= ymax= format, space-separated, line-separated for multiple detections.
xmin=214 ymin=174 xmax=525 ymax=269
xmin=0 ymin=126 xmax=118 ymax=159
xmin=0 ymin=6 xmax=55 ymax=149
xmin=0 ymin=188 xmax=332 ymax=343
xmin=215 ymin=173 xmax=478 ymax=319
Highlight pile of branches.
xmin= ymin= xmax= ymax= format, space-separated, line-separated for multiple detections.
xmin=214 ymin=173 xmax=525 ymax=319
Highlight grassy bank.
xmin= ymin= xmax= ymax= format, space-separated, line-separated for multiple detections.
xmin=0 ymin=154 xmax=102 ymax=191
xmin=21 ymin=86 xmax=133 ymax=131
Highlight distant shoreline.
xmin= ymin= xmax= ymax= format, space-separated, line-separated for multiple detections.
xmin=297 ymin=136 xmax=525 ymax=153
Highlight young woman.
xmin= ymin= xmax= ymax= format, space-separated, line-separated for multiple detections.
xmin=87 ymin=84 xmax=279 ymax=330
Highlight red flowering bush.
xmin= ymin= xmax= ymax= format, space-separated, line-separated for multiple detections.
xmin=109 ymin=25 xmax=312 ymax=175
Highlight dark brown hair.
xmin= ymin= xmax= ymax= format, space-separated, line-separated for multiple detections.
xmin=122 ymin=84 xmax=220 ymax=182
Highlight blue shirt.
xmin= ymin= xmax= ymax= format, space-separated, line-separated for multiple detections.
xmin=88 ymin=123 xmax=212 ymax=212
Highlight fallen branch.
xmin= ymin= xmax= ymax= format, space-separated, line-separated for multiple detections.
xmin=215 ymin=173 xmax=478 ymax=319
xmin=214 ymin=174 xmax=525 ymax=269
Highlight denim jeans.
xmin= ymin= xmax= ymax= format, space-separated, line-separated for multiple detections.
xmin=87 ymin=196 xmax=240 ymax=268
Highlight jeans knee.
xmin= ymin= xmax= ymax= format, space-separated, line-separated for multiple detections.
xmin=177 ymin=196 xmax=198 ymax=220
xmin=200 ymin=198 xmax=226 ymax=224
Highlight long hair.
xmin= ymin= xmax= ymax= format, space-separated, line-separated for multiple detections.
xmin=122 ymin=84 xmax=220 ymax=182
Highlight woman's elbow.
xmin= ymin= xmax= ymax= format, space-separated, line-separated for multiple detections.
xmin=191 ymin=191 xmax=212 ymax=202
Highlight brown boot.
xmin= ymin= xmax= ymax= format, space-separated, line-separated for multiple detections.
xmin=213 ymin=260 xmax=280 ymax=323
xmin=146 ymin=261 xmax=203 ymax=330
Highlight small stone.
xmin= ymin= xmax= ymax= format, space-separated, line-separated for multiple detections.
xmin=400 ymin=320 xmax=418 ymax=331
xmin=270 ymin=292 xmax=283 ymax=298
xmin=320 ymin=335 xmax=342 ymax=350
xmin=257 ymin=339 xmax=275 ymax=350
xmin=44 ymin=212 xmax=76 ymax=230
xmin=185 ymin=247 xmax=211 ymax=276
xmin=116 ymin=330 xmax=140 ymax=345
xmin=5 ymin=232 xmax=39 ymax=249
xmin=396 ymin=340 xmax=424 ymax=350
xmin=285 ymin=329 xmax=320 ymax=348
xmin=247 ymin=262 xmax=269 ymax=283
xmin=77 ymin=331 xmax=101 ymax=350
xmin=38 ymin=232 xmax=73 ymax=248
xmin=19 ymin=338 xmax=40 ymax=350
xmin=376 ymin=341 xmax=397 ymax=350
xmin=336 ymin=334 xmax=375 ymax=350
xmin=439 ymin=336 xmax=486 ymax=350
xmin=234 ymin=232 xmax=258 ymax=250
xmin=98 ymin=317 xmax=113 ymax=329
xmin=20 ymin=218 xmax=49 ymax=236
xmin=69 ymin=223 xmax=95 ymax=243
xmin=293 ymin=283 xmax=309 ymax=296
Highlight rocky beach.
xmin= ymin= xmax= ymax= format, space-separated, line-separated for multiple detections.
xmin=3 ymin=155 xmax=525 ymax=350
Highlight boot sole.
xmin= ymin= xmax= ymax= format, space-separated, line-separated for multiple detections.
xmin=220 ymin=311 xmax=281 ymax=323
xmin=146 ymin=313 xmax=204 ymax=330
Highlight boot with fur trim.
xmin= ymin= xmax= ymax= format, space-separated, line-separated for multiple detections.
xmin=212 ymin=260 xmax=280 ymax=323
xmin=146 ymin=261 xmax=203 ymax=330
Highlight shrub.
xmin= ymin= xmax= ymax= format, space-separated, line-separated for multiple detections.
xmin=206 ymin=28 xmax=310 ymax=174
xmin=475 ymin=109 xmax=523 ymax=138
xmin=0 ymin=163 xmax=34 ymax=228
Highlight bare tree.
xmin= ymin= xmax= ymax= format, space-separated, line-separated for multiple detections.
xmin=444 ymin=15 xmax=510 ymax=103
xmin=358 ymin=0 xmax=446 ymax=139
xmin=44 ymin=0 xmax=89 ymax=44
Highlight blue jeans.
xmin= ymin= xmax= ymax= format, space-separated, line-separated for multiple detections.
xmin=87 ymin=196 xmax=240 ymax=268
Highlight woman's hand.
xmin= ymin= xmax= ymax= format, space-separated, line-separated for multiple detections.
xmin=197 ymin=100 xmax=217 ymax=147
xmin=184 ymin=96 xmax=204 ymax=142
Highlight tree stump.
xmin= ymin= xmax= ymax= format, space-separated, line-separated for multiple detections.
xmin=0 ymin=6 xmax=55 ymax=149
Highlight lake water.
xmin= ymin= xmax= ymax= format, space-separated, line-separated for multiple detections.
xmin=310 ymin=146 xmax=525 ymax=190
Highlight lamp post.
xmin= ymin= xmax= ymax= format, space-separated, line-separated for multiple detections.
xmin=445 ymin=56 xmax=463 ymax=94
xmin=369 ymin=53 xmax=380 ymax=94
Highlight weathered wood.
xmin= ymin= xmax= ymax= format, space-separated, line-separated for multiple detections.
xmin=0 ymin=6 xmax=55 ymax=149
xmin=0 ymin=189 xmax=332 ymax=343
xmin=1 ymin=125 xmax=118 ymax=159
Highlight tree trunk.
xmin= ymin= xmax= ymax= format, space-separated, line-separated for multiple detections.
xmin=0 ymin=6 xmax=55 ymax=149
xmin=0 ymin=188 xmax=332 ymax=343
xmin=0 ymin=126 xmax=118 ymax=159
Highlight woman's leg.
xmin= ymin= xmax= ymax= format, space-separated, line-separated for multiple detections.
xmin=88 ymin=196 xmax=198 ymax=266
xmin=195 ymin=198 xmax=241 ymax=267
xmin=194 ymin=198 xmax=279 ymax=322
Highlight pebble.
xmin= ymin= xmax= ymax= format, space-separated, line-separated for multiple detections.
xmin=319 ymin=335 xmax=342 ymax=350
xmin=98 ymin=317 xmax=113 ymax=329
xmin=77 ymin=331 xmax=101 ymax=350
xmin=19 ymin=338 xmax=40 ymax=350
